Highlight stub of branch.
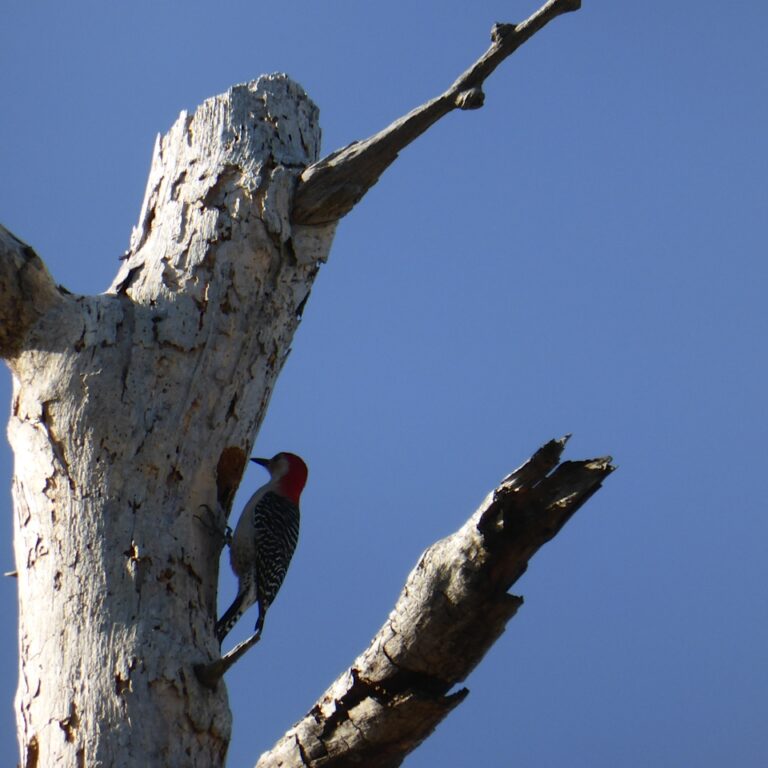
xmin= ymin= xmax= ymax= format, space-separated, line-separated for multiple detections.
xmin=291 ymin=0 xmax=581 ymax=225
xmin=194 ymin=631 xmax=262 ymax=689
xmin=0 ymin=225 xmax=65 ymax=360
xmin=256 ymin=436 xmax=613 ymax=768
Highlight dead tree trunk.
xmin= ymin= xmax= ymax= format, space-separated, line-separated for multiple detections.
xmin=1 ymin=1 xmax=603 ymax=765
xmin=3 ymin=76 xmax=335 ymax=767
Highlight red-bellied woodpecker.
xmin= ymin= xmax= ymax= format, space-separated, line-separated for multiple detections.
xmin=216 ymin=452 xmax=308 ymax=644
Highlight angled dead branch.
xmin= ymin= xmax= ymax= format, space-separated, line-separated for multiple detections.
xmin=292 ymin=0 xmax=582 ymax=225
xmin=256 ymin=436 xmax=613 ymax=768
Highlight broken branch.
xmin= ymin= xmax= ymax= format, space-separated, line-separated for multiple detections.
xmin=254 ymin=436 xmax=613 ymax=768
xmin=291 ymin=0 xmax=581 ymax=225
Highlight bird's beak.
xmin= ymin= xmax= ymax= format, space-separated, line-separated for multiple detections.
xmin=250 ymin=457 xmax=269 ymax=468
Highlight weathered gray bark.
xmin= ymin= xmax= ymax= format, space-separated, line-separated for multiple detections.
xmin=4 ymin=76 xmax=334 ymax=767
xmin=1 ymin=1 xmax=599 ymax=766
xmin=255 ymin=438 xmax=613 ymax=768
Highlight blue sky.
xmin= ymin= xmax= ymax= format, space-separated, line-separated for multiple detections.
xmin=1 ymin=1 xmax=767 ymax=765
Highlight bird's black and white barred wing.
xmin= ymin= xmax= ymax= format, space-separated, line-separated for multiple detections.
xmin=253 ymin=491 xmax=301 ymax=609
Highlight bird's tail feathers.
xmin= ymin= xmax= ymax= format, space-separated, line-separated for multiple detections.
xmin=216 ymin=590 xmax=251 ymax=643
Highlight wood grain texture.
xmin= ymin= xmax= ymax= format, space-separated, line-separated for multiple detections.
xmin=256 ymin=438 xmax=613 ymax=768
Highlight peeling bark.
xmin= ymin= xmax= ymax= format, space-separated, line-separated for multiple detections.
xmin=255 ymin=438 xmax=613 ymax=768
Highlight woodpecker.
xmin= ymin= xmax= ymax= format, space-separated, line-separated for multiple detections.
xmin=216 ymin=452 xmax=308 ymax=644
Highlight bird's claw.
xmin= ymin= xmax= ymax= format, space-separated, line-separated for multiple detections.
xmin=195 ymin=504 xmax=232 ymax=545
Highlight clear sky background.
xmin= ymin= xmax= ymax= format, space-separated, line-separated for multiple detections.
xmin=1 ymin=1 xmax=766 ymax=766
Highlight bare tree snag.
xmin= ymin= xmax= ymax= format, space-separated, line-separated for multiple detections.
xmin=4 ymin=75 xmax=334 ymax=767
xmin=255 ymin=438 xmax=613 ymax=768
xmin=292 ymin=0 xmax=582 ymax=225
xmin=0 ymin=0 xmax=599 ymax=765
